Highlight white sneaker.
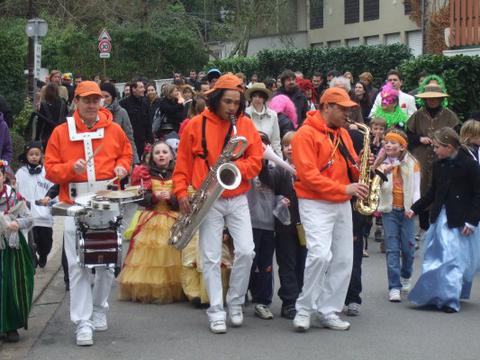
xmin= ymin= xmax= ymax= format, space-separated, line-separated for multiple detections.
xmin=389 ymin=288 xmax=402 ymax=302
xmin=314 ymin=313 xmax=350 ymax=330
xmin=400 ymin=277 xmax=411 ymax=293
xmin=293 ymin=313 xmax=310 ymax=332
xmin=209 ymin=320 xmax=227 ymax=334
xmin=76 ymin=322 xmax=93 ymax=346
xmin=93 ymin=311 xmax=108 ymax=332
xmin=254 ymin=304 xmax=274 ymax=320
xmin=229 ymin=307 xmax=243 ymax=327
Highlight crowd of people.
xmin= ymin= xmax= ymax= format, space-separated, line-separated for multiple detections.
xmin=1 ymin=64 xmax=480 ymax=346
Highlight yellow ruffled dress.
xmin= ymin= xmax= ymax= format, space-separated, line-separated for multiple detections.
xmin=118 ymin=179 xmax=184 ymax=304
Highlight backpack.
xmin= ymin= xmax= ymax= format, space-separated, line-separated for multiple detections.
xmin=152 ymin=107 xmax=167 ymax=136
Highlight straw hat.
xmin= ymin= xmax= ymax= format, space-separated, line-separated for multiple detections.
xmin=245 ymin=82 xmax=272 ymax=101
xmin=416 ymin=84 xmax=449 ymax=99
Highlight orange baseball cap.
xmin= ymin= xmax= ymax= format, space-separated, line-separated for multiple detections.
xmin=74 ymin=80 xmax=103 ymax=98
xmin=204 ymin=73 xmax=244 ymax=96
xmin=320 ymin=88 xmax=358 ymax=108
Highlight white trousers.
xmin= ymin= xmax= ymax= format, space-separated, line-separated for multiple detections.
xmin=296 ymin=199 xmax=353 ymax=316
xmin=64 ymin=217 xmax=114 ymax=325
xmin=199 ymin=195 xmax=255 ymax=322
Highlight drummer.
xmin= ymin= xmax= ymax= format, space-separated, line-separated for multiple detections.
xmin=44 ymin=81 xmax=132 ymax=346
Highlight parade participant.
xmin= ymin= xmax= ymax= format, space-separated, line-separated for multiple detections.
xmin=376 ymin=130 xmax=420 ymax=302
xmin=0 ymin=161 xmax=34 ymax=343
xmin=119 ymin=141 xmax=184 ymax=303
xmin=258 ymin=131 xmax=307 ymax=319
xmin=407 ymin=128 xmax=480 ymax=313
xmin=369 ymin=70 xmax=416 ymax=118
xmin=173 ymin=73 xmax=263 ymax=334
xmin=460 ymin=119 xmax=480 ymax=163
xmin=45 ymin=81 xmax=132 ymax=346
xmin=291 ymin=87 xmax=368 ymax=332
xmin=245 ymin=82 xmax=282 ymax=156
xmin=15 ymin=141 xmax=54 ymax=268
xmin=372 ymin=83 xmax=408 ymax=130
xmin=407 ymin=84 xmax=459 ymax=232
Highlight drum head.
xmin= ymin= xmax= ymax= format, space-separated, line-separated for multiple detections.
xmin=95 ymin=189 xmax=141 ymax=202
xmin=75 ymin=193 xmax=95 ymax=207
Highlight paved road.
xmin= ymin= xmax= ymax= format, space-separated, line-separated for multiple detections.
xmin=11 ymin=240 xmax=480 ymax=360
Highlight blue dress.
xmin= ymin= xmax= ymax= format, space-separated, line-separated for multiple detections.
xmin=408 ymin=208 xmax=480 ymax=311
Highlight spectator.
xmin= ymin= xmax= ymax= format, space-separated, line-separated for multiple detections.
xmin=181 ymin=85 xmax=195 ymax=116
xmin=155 ymin=84 xmax=186 ymax=134
xmin=311 ymin=72 xmax=326 ymax=103
xmin=275 ymin=70 xmax=309 ymax=127
xmin=245 ymin=83 xmax=281 ymax=156
xmin=37 ymin=83 xmax=68 ymax=146
xmin=187 ymin=70 xmax=200 ymax=91
xmin=358 ymin=72 xmax=378 ymax=102
xmin=269 ymin=94 xmax=297 ymax=139
xmin=146 ymin=83 xmax=161 ymax=125
xmin=206 ymin=68 xmax=222 ymax=87
xmin=100 ymin=82 xmax=139 ymax=164
xmin=120 ymin=80 xmax=153 ymax=161
xmin=0 ymin=95 xmax=13 ymax=128
xmin=353 ymin=81 xmax=372 ymax=122
xmin=343 ymin=71 xmax=353 ymax=86
xmin=247 ymin=73 xmax=259 ymax=88
xmin=297 ymin=79 xmax=317 ymax=110
xmin=330 ymin=76 xmax=363 ymax=124
xmin=0 ymin=112 xmax=12 ymax=163
xmin=327 ymin=70 xmax=342 ymax=83
xmin=371 ymin=82 xmax=408 ymax=130
xmin=40 ymin=70 xmax=69 ymax=104
xmin=62 ymin=73 xmax=75 ymax=104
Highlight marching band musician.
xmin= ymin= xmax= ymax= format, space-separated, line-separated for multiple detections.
xmin=45 ymin=81 xmax=132 ymax=346
xmin=291 ymin=88 xmax=369 ymax=332
xmin=173 ymin=74 xmax=263 ymax=334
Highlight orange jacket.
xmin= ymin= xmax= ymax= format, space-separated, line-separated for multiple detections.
xmin=173 ymin=108 xmax=263 ymax=199
xmin=45 ymin=108 xmax=133 ymax=203
xmin=292 ymin=110 xmax=359 ymax=202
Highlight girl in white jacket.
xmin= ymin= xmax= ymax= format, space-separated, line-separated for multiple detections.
xmin=15 ymin=141 xmax=54 ymax=268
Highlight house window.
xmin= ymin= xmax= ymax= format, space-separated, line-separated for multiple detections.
xmin=345 ymin=0 xmax=360 ymax=24
xmin=404 ymin=0 xmax=412 ymax=15
xmin=364 ymin=0 xmax=379 ymax=21
xmin=346 ymin=38 xmax=360 ymax=47
xmin=310 ymin=0 xmax=324 ymax=29
xmin=328 ymin=40 xmax=342 ymax=48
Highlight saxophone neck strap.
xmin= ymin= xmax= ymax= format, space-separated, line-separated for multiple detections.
xmin=199 ymin=115 xmax=234 ymax=170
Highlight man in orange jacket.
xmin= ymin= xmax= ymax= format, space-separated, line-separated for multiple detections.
xmin=291 ymin=88 xmax=369 ymax=332
xmin=45 ymin=81 xmax=132 ymax=346
xmin=173 ymin=74 xmax=263 ymax=334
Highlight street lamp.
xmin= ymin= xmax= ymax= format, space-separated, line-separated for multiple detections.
xmin=26 ymin=18 xmax=48 ymax=101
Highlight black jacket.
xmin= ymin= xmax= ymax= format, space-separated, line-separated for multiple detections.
xmin=157 ymin=97 xmax=185 ymax=133
xmin=411 ymin=150 xmax=480 ymax=228
xmin=37 ymin=99 xmax=68 ymax=144
xmin=258 ymin=160 xmax=300 ymax=232
xmin=119 ymin=95 xmax=153 ymax=156
xmin=275 ymin=87 xmax=309 ymax=127
xmin=277 ymin=112 xmax=295 ymax=140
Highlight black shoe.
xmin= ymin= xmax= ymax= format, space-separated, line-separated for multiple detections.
xmin=65 ymin=281 xmax=70 ymax=292
xmin=191 ymin=297 xmax=202 ymax=308
xmin=38 ymin=255 xmax=47 ymax=268
xmin=281 ymin=305 xmax=296 ymax=319
xmin=442 ymin=306 xmax=457 ymax=313
xmin=5 ymin=330 xmax=19 ymax=343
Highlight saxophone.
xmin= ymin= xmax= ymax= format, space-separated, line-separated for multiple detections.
xmin=169 ymin=115 xmax=248 ymax=250
xmin=351 ymin=122 xmax=387 ymax=216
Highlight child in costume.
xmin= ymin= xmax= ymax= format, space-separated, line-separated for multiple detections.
xmin=0 ymin=160 xmax=34 ymax=342
xmin=407 ymin=128 xmax=480 ymax=312
xmin=376 ymin=130 xmax=420 ymax=302
xmin=15 ymin=141 xmax=54 ymax=268
xmin=118 ymin=141 xmax=184 ymax=303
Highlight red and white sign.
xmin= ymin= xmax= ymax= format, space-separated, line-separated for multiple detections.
xmin=98 ymin=28 xmax=111 ymax=41
xmin=98 ymin=40 xmax=112 ymax=53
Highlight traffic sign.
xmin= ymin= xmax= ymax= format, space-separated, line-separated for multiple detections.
xmin=98 ymin=40 xmax=112 ymax=53
xmin=100 ymin=53 xmax=111 ymax=59
xmin=98 ymin=28 xmax=111 ymax=41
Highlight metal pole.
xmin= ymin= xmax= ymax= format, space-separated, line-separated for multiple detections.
xmin=103 ymin=59 xmax=106 ymax=79
xmin=27 ymin=0 xmax=35 ymax=102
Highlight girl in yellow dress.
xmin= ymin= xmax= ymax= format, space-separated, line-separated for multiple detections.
xmin=118 ymin=141 xmax=184 ymax=303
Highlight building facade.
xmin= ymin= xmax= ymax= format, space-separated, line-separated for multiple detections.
xmin=307 ymin=0 xmax=423 ymax=55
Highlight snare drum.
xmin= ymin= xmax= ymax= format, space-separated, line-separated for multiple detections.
xmin=77 ymin=228 xmax=122 ymax=268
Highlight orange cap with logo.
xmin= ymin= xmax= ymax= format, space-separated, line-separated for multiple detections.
xmin=204 ymin=73 xmax=244 ymax=96
xmin=320 ymin=88 xmax=358 ymax=108
xmin=74 ymin=81 xmax=103 ymax=98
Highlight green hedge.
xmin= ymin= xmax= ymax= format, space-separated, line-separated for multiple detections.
xmin=209 ymin=44 xmax=413 ymax=88
xmin=400 ymin=54 xmax=480 ymax=120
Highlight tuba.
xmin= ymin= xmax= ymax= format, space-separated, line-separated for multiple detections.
xmin=169 ymin=115 xmax=248 ymax=250
xmin=351 ymin=121 xmax=387 ymax=216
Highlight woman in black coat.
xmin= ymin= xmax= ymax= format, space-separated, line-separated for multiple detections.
xmin=37 ymin=83 xmax=68 ymax=146
xmin=155 ymin=84 xmax=186 ymax=135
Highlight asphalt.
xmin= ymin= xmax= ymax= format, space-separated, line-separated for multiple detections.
xmin=3 ymin=223 xmax=480 ymax=360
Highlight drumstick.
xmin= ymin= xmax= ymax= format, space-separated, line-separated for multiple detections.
xmin=86 ymin=144 xmax=104 ymax=164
